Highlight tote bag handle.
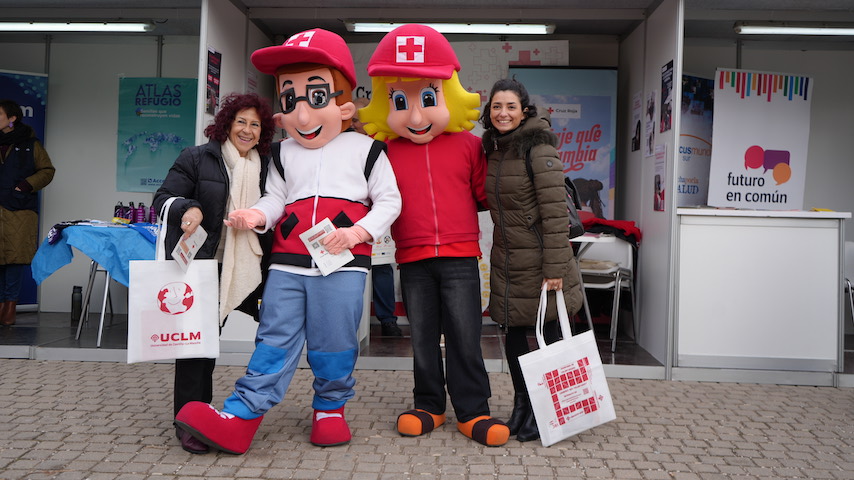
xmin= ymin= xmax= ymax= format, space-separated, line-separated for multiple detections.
xmin=534 ymin=285 xmax=574 ymax=349
xmin=155 ymin=196 xmax=182 ymax=262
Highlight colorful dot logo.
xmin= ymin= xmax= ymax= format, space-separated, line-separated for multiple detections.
xmin=744 ymin=145 xmax=791 ymax=185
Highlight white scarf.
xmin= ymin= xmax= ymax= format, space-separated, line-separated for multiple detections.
xmin=218 ymin=139 xmax=262 ymax=324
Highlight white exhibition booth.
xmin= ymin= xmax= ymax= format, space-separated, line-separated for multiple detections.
xmin=4 ymin=0 xmax=854 ymax=387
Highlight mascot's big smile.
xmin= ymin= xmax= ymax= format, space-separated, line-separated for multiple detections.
xmin=298 ymin=125 xmax=322 ymax=140
xmin=407 ymin=124 xmax=432 ymax=136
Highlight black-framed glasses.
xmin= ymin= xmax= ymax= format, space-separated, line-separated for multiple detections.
xmin=279 ymin=83 xmax=343 ymax=114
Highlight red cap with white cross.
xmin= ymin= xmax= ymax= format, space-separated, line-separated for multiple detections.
xmin=367 ymin=24 xmax=460 ymax=80
xmin=251 ymin=28 xmax=357 ymax=87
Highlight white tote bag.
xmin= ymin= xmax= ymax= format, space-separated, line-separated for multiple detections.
xmin=127 ymin=197 xmax=220 ymax=363
xmin=518 ymin=286 xmax=617 ymax=446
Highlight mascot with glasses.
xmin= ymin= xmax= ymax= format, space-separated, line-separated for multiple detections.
xmin=175 ymin=28 xmax=401 ymax=455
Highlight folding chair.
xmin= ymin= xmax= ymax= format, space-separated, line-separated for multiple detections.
xmin=577 ymin=237 xmax=637 ymax=352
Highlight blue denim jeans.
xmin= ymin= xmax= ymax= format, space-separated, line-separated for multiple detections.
xmin=372 ymin=264 xmax=397 ymax=324
xmin=224 ymin=269 xmax=366 ymax=418
xmin=0 ymin=264 xmax=23 ymax=301
xmin=399 ymin=257 xmax=491 ymax=422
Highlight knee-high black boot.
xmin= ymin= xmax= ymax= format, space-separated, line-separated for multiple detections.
xmin=512 ymin=318 xmax=565 ymax=442
xmin=504 ymin=348 xmax=528 ymax=434
xmin=504 ymin=327 xmax=539 ymax=442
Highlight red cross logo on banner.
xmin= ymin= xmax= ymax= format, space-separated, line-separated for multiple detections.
xmin=395 ymin=35 xmax=425 ymax=63
xmin=286 ymin=30 xmax=315 ymax=47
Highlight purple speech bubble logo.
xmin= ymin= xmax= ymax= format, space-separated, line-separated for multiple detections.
xmin=743 ymin=145 xmax=791 ymax=185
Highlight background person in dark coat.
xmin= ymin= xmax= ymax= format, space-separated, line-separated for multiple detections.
xmin=0 ymin=99 xmax=55 ymax=326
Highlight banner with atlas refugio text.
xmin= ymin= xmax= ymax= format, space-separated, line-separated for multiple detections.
xmin=707 ymin=69 xmax=812 ymax=210
xmin=116 ymin=78 xmax=197 ymax=192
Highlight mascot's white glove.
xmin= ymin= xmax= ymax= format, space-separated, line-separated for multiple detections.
xmin=321 ymin=225 xmax=372 ymax=255
xmin=224 ymin=209 xmax=266 ymax=230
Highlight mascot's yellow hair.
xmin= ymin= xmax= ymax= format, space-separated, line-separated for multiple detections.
xmin=359 ymin=71 xmax=481 ymax=142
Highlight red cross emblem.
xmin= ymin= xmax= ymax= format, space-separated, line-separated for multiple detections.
xmin=286 ymin=30 xmax=315 ymax=47
xmin=395 ymin=36 xmax=425 ymax=63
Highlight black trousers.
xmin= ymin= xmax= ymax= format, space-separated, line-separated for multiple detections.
xmin=399 ymin=257 xmax=491 ymax=422
xmin=173 ymin=357 xmax=216 ymax=417
xmin=504 ymin=322 xmax=561 ymax=392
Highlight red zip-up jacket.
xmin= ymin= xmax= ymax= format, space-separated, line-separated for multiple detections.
xmin=387 ymin=131 xmax=487 ymax=263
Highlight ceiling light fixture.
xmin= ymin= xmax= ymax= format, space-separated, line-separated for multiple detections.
xmin=0 ymin=22 xmax=153 ymax=33
xmin=345 ymin=22 xmax=555 ymax=35
xmin=734 ymin=22 xmax=854 ymax=36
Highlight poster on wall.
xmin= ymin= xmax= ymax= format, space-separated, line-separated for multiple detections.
xmin=654 ymin=145 xmax=666 ymax=212
xmin=0 ymin=69 xmax=49 ymax=306
xmin=707 ymin=69 xmax=813 ymax=210
xmin=677 ymin=74 xmax=714 ymax=207
xmin=644 ymin=90 xmax=656 ymax=158
xmin=660 ymin=60 xmax=674 ymax=133
xmin=631 ymin=91 xmax=642 ymax=152
xmin=508 ymin=67 xmax=617 ymax=220
xmin=116 ymin=78 xmax=198 ymax=192
xmin=206 ymin=47 xmax=222 ymax=115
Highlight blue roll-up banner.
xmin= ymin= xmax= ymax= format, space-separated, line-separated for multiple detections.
xmin=0 ymin=69 xmax=49 ymax=306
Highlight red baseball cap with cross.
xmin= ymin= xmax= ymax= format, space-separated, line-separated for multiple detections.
xmin=367 ymin=24 xmax=461 ymax=80
xmin=251 ymin=28 xmax=357 ymax=87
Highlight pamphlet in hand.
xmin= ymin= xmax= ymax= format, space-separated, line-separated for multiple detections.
xmin=171 ymin=225 xmax=208 ymax=272
xmin=298 ymin=218 xmax=354 ymax=276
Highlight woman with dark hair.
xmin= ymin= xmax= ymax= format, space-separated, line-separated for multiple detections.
xmin=153 ymin=92 xmax=275 ymax=453
xmin=0 ymin=99 xmax=55 ymax=326
xmin=480 ymin=79 xmax=583 ymax=442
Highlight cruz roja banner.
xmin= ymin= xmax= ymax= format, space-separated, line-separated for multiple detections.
xmin=707 ymin=69 xmax=813 ymax=210
xmin=509 ymin=67 xmax=617 ymax=220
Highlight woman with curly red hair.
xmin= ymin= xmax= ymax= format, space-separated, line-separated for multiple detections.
xmin=153 ymin=92 xmax=275 ymax=454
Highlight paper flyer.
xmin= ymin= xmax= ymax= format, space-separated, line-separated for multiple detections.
xmin=171 ymin=225 xmax=207 ymax=272
xmin=298 ymin=218 xmax=354 ymax=276
xmin=371 ymin=230 xmax=395 ymax=265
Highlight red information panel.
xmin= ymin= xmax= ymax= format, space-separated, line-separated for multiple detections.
xmin=543 ymin=357 xmax=600 ymax=426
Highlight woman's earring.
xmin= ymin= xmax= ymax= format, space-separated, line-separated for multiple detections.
xmin=8 ymin=121 xmax=13 ymax=129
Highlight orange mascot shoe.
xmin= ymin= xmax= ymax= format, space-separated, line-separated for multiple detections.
xmin=457 ymin=416 xmax=510 ymax=447
xmin=396 ymin=409 xmax=446 ymax=437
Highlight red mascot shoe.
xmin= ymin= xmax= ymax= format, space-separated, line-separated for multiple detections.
xmin=309 ymin=407 xmax=351 ymax=447
xmin=174 ymin=401 xmax=263 ymax=455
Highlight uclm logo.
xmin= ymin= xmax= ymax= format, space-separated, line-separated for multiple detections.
xmin=151 ymin=332 xmax=201 ymax=342
xmin=157 ymin=282 xmax=194 ymax=315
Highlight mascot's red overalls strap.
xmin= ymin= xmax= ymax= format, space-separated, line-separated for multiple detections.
xmin=174 ymin=28 xmax=401 ymax=454
xmin=360 ymin=24 xmax=509 ymax=447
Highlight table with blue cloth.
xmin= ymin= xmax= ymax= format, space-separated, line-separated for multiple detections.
xmin=32 ymin=224 xmax=156 ymax=287
xmin=31 ymin=223 xmax=157 ymax=347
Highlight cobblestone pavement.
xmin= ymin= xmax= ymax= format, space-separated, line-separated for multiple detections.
xmin=1 ymin=359 xmax=853 ymax=479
